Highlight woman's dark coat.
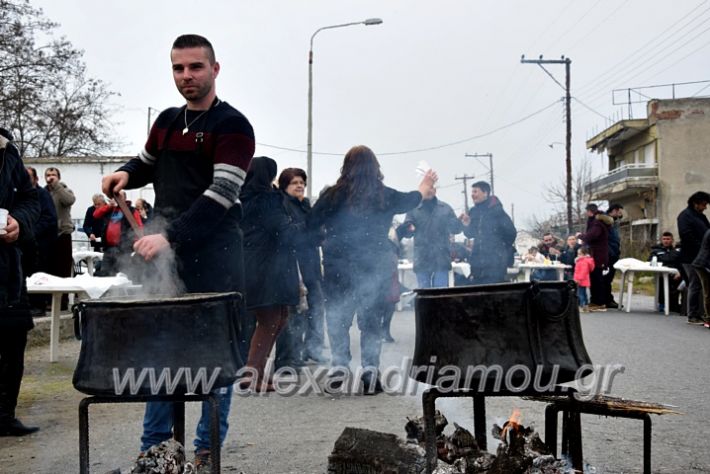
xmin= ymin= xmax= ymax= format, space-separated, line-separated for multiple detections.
xmin=281 ymin=193 xmax=322 ymax=285
xmin=578 ymin=213 xmax=613 ymax=268
xmin=240 ymin=157 xmax=303 ymax=310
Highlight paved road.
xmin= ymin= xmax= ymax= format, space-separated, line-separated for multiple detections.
xmin=1 ymin=294 xmax=709 ymax=473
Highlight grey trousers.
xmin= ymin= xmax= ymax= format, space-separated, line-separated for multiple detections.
xmin=683 ymin=263 xmax=704 ymax=319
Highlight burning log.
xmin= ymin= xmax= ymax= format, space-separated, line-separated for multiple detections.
xmin=328 ymin=427 xmax=428 ymax=474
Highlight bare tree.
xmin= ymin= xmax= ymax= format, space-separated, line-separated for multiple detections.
xmin=525 ymin=159 xmax=595 ymax=237
xmin=0 ymin=0 xmax=120 ymax=156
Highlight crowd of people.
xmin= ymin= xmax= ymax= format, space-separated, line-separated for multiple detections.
xmin=1 ymin=33 xmax=709 ymax=473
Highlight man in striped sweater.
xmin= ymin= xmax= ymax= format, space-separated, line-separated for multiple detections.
xmin=102 ymin=34 xmax=254 ymax=471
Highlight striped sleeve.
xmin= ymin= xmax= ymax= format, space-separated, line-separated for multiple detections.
xmin=201 ymin=113 xmax=254 ymax=209
xmin=203 ymin=163 xmax=247 ymax=208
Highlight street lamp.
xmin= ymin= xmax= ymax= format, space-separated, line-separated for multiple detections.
xmin=306 ymin=18 xmax=383 ymax=199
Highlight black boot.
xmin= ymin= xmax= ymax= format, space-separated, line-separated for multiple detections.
xmin=360 ymin=372 xmax=384 ymax=396
xmin=0 ymin=418 xmax=39 ymax=436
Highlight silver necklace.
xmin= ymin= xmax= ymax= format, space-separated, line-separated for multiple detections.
xmin=182 ymin=109 xmax=208 ymax=135
xmin=182 ymin=99 xmax=220 ymax=135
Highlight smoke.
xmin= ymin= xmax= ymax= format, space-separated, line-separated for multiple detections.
xmin=116 ymin=215 xmax=186 ymax=297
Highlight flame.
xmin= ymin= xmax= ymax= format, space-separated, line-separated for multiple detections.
xmin=501 ymin=408 xmax=522 ymax=440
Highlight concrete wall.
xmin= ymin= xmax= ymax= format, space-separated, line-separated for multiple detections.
xmin=650 ymin=98 xmax=710 ymax=236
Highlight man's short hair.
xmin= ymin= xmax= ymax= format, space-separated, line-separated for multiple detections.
xmin=172 ymin=34 xmax=216 ymax=64
xmin=45 ymin=167 xmax=61 ymax=179
xmin=26 ymin=166 xmax=37 ymax=181
xmin=688 ymin=191 xmax=710 ymax=206
xmin=608 ymin=203 xmax=624 ymax=212
xmin=585 ymin=203 xmax=598 ymax=212
xmin=661 ymin=231 xmax=674 ymax=238
xmin=471 ymin=181 xmax=491 ymax=194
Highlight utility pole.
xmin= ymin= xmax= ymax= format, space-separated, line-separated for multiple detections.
xmin=464 ymin=153 xmax=494 ymax=195
xmin=455 ymin=174 xmax=475 ymax=211
xmin=511 ymin=203 xmax=515 ymax=226
xmin=521 ymin=55 xmax=573 ymax=235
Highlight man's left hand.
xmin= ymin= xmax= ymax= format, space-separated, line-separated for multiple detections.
xmin=1 ymin=216 xmax=20 ymax=243
xmin=133 ymin=234 xmax=170 ymax=261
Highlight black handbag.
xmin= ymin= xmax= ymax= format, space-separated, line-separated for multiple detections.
xmin=410 ymin=280 xmax=592 ymax=393
xmin=72 ymin=292 xmax=243 ymax=396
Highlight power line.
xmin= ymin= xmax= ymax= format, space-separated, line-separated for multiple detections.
xmin=577 ymin=4 xmax=710 ymax=102
xmin=565 ymin=0 xmax=631 ymax=52
xmin=576 ymin=1 xmax=710 ymax=95
xmin=572 ymin=97 xmax=610 ymax=121
xmin=256 ymin=99 xmax=561 ymax=157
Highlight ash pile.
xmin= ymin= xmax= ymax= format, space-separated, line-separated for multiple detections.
xmin=328 ymin=411 xmax=578 ymax=474
xmin=102 ymin=439 xmax=195 ymax=474
xmin=130 ymin=440 xmax=194 ymax=474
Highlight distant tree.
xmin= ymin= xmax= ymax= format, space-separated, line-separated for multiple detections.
xmin=0 ymin=0 xmax=119 ymax=156
xmin=526 ymin=159 xmax=597 ymax=237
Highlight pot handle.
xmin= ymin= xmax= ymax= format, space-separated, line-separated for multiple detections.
xmin=72 ymin=302 xmax=85 ymax=340
xmin=528 ymin=281 xmax=575 ymax=321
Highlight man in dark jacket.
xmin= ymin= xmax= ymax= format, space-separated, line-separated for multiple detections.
xmin=22 ymin=167 xmax=57 ymax=315
xmin=649 ymin=231 xmax=683 ymax=313
xmin=460 ymin=181 xmax=516 ymax=284
xmin=577 ymin=204 xmax=613 ymax=311
xmin=0 ymin=130 xmax=40 ymax=436
xmin=677 ymin=191 xmax=710 ymax=324
xmin=603 ymin=203 xmax=624 ymax=308
xmin=399 ymin=189 xmax=463 ymax=288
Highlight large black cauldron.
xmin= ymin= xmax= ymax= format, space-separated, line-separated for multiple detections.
xmin=72 ymin=292 xmax=242 ymax=396
xmin=410 ymin=281 xmax=592 ymax=393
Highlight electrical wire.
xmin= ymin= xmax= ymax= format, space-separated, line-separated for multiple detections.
xmin=256 ymin=99 xmax=562 ymax=157
xmin=565 ymin=0 xmax=631 ymax=52
xmin=576 ymin=1 xmax=710 ymax=95
xmin=577 ymin=4 xmax=710 ymax=102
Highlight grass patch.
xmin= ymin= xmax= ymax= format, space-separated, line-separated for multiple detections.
xmin=612 ymin=273 xmax=656 ymax=296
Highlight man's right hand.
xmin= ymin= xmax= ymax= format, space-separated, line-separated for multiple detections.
xmin=459 ymin=213 xmax=471 ymax=226
xmin=102 ymin=171 xmax=129 ymax=198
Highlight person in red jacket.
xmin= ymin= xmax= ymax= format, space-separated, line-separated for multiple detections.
xmin=574 ymin=247 xmax=595 ymax=313
xmin=92 ymin=191 xmax=143 ymax=276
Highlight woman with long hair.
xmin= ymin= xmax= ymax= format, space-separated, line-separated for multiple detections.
xmin=310 ymin=145 xmax=436 ymax=394
xmin=240 ymin=157 xmax=303 ymax=391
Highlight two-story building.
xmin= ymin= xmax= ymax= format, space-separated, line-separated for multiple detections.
xmin=585 ymin=97 xmax=710 ymax=245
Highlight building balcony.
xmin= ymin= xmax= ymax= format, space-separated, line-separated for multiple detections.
xmin=585 ymin=164 xmax=658 ymax=201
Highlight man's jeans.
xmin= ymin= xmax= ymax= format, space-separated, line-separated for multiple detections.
xmin=140 ymin=385 xmax=233 ymax=453
xmin=416 ymin=271 xmax=449 ymax=289
xmin=577 ymin=286 xmax=589 ymax=307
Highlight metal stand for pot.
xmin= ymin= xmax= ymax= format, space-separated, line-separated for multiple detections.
xmin=78 ymin=394 xmax=221 ymax=474
xmin=541 ymin=397 xmax=653 ymax=474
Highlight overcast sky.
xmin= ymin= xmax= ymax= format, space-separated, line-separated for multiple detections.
xmin=30 ymin=0 xmax=710 ymax=228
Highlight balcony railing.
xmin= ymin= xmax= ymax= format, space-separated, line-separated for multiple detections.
xmin=585 ymin=163 xmax=658 ymax=194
